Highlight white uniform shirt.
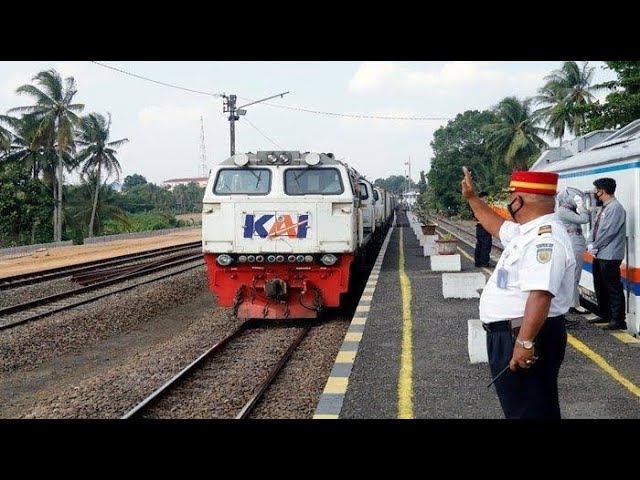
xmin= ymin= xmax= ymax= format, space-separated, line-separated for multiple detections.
xmin=479 ymin=213 xmax=575 ymax=323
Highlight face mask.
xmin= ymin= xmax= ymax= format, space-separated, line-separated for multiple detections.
xmin=594 ymin=190 xmax=604 ymax=207
xmin=507 ymin=196 xmax=524 ymax=222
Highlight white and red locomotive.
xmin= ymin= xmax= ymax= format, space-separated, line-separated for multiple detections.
xmin=202 ymin=151 xmax=394 ymax=320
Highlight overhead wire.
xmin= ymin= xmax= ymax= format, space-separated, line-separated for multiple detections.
xmin=242 ymin=117 xmax=283 ymax=149
xmin=90 ymin=61 xmax=450 ymax=121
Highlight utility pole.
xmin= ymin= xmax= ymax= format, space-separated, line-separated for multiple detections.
xmin=199 ymin=116 xmax=208 ymax=176
xmin=222 ymin=91 xmax=290 ymax=156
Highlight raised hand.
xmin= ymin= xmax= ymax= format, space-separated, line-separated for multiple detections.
xmin=461 ymin=166 xmax=476 ymax=199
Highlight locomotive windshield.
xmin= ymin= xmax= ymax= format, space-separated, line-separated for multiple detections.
xmin=214 ymin=168 xmax=271 ymax=195
xmin=284 ymin=168 xmax=344 ymax=195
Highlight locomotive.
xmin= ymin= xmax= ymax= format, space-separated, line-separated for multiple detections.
xmin=201 ymin=151 xmax=394 ymax=320
xmin=531 ymin=120 xmax=640 ymax=336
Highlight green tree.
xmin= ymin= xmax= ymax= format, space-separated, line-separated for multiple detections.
xmin=484 ymin=97 xmax=546 ymax=170
xmin=117 ymin=182 xmax=173 ymax=213
xmin=427 ymin=110 xmax=510 ymax=217
xmin=0 ymin=160 xmax=53 ymax=246
xmin=10 ymin=69 xmax=84 ymax=242
xmin=583 ymin=61 xmax=640 ymax=131
xmin=65 ymin=173 xmax=130 ymax=240
xmin=122 ymin=173 xmax=148 ymax=192
xmin=373 ymin=175 xmax=417 ymax=194
xmin=535 ymin=61 xmax=596 ymax=144
xmin=75 ymin=112 xmax=129 ymax=238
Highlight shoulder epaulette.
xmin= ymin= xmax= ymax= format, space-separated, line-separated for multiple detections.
xmin=538 ymin=225 xmax=552 ymax=235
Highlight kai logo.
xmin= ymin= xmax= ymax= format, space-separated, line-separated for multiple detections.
xmin=243 ymin=213 xmax=309 ymax=239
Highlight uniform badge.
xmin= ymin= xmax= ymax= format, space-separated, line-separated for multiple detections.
xmin=538 ymin=225 xmax=552 ymax=235
xmin=536 ymin=243 xmax=553 ymax=263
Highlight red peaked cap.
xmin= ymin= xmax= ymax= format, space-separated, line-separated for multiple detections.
xmin=508 ymin=171 xmax=559 ymax=196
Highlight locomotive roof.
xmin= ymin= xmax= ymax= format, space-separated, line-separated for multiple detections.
xmin=219 ymin=151 xmax=346 ymax=167
xmin=534 ymin=120 xmax=640 ymax=174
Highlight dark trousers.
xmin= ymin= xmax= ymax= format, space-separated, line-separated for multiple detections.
xmin=592 ymin=258 xmax=626 ymax=324
xmin=475 ymin=223 xmax=492 ymax=265
xmin=486 ymin=316 xmax=567 ymax=419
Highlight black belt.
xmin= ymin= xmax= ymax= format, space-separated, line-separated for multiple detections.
xmin=482 ymin=316 xmax=564 ymax=333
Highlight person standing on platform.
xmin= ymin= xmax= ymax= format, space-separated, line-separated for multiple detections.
xmin=461 ymin=167 xmax=575 ymax=419
xmin=474 ymin=191 xmax=494 ymax=268
xmin=586 ymin=178 xmax=627 ymax=331
xmin=556 ymin=187 xmax=591 ymax=324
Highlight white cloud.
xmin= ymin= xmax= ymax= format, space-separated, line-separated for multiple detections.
xmin=138 ymin=105 xmax=203 ymax=128
xmin=349 ymin=61 xmax=546 ymax=95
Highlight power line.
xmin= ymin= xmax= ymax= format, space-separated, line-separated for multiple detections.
xmin=242 ymin=117 xmax=283 ymax=149
xmin=90 ymin=61 xmax=449 ymax=121
xmin=237 ymin=96 xmax=450 ymax=121
xmin=90 ymin=61 xmax=222 ymax=98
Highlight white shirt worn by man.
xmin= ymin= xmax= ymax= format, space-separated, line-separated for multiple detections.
xmin=479 ymin=213 xmax=575 ymax=323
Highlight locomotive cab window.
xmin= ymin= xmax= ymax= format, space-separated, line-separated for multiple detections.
xmin=214 ymin=168 xmax=271 ymax=195
xmin=285 ymin=168 xmax=344 ymax=195
xmin=358 ymin=182 xmax=369 ymax=200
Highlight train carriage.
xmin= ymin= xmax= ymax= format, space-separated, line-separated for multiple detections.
xmin=202 ymin=151 xmax=393 ymax=320
xmin=531 ymin=120 xmax=640 ymax=335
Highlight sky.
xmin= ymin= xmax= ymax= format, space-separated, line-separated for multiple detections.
xmin=0 ymin=61 xmax=618 ymax=185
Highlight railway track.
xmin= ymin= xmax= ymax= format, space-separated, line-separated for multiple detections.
xmin=0 ymin=241 xmax=201 ymax=290
xmin=121 ymin=321 xmax=312 ymax=419
xmin=0 ymin=254 xmax=204 ymax=331
xmin=428 ymin=214 xmax=504 ymax=257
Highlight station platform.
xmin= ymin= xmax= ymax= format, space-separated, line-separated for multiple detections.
xmin=315 ymin=211 xmax=640 ymax=419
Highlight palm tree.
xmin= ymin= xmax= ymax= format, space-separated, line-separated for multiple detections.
xmin=2 ymin=114 xmax=47 ymax=179
xmin=65 ymin=172 xmax=131 ymax=238
xmin=9 ymin=69 xmax=84 ymax=242
xmin=484 ymin=97 xmax=547 ymax=170
xmin=0 ymin=119 xmax=12 ymax=154
xmin=75 ymin=112 xmax=128 ymax=237
xmin=535 ymin=61 xmax=596 ymax=142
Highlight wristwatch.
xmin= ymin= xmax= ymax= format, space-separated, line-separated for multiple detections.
xmin=516 ymin=338 xmax=535 ymax=350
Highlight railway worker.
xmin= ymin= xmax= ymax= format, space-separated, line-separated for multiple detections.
xmin=461 ymin=167 xmax=575 ymax=419
xmin=474 ymin=191 xmax=494 ymax=268
xmin=586 ymin=178 xmax=627 ymax=331
xmin=556 ymin=187 xmax=591 ymax=322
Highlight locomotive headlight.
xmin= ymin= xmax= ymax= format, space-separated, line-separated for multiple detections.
xmin=276 ymin=255 xmax=285 ymax=263
xmin=268 ymin=154 xmax=278 ymax=163
xmin=279 ymin=154 xmax=290 ymax=164
xmin=296 ymin=255 xmax=305 ymax=262
xmin=217 ymin=254 xmax=233 ymax=266
xmin=288 ymin=255 xmax=296 ymax=262
xmin=320 ymin=254 xmax=338 ymax=266
xmin=305 ymin=153 xmax=320 ymax=166
xmin=233 ymin=153 xmax=249 ymax=167
xmin=247 ymin=255 xmax=256 ymax=262
xmin=256 ymin=255 xmax=264 ymax=262
xmin=304 ymin=255 xmax=313 ymax=262
xmin=238 ymin=255 xmax=247 ymax=263
xmin=267 ymin=255 xmax=276 ymax=263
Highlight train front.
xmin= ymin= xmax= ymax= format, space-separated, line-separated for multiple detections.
xmin=202 ymin=151 xmax=358 ymax=320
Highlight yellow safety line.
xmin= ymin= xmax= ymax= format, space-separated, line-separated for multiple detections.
xmin=398 ymin=228 xmax=413 ymax=418
xmin=568 ymin=334 xmax=640 ymax=398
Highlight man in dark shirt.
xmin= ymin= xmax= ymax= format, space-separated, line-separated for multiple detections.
xmin=474 ymin=191 xmax=494 ymax=267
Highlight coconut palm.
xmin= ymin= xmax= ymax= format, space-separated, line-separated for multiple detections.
xmin=9 ymin=69 xmax=84 ymax=241
xmin=0 ymin=120 xmax=12 ymax=154
xmin=75 ymin=112 xmax=128 ymax=237
xmin=0 ymin=114 xmax=62 ymax=180
xmin=484 ymin=97 xmax=547 ymax=170
xmin=536 ymin=61 xmax=597 ymax=142
xmin=65 ymin=171 xmax=131 ymax=238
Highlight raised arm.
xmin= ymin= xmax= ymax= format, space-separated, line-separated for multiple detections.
xmin=461 ymin=166 xmax=506 ymax=238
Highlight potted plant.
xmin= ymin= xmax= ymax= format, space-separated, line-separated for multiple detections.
xmin=415 ymin=205 xmax=437 ymax=235
xmin=435 ymin=232 xmax=458 ymax=255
